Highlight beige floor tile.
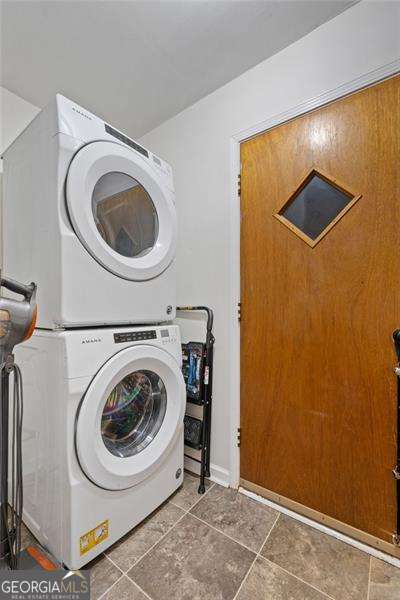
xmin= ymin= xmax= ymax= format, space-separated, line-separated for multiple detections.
xmin=236 ymin=556 xmax=329 ymax=600
xmin=87 ymin=554 xmax=123 ymax=600
xmin=105 ymin=501 xmax=184 ymax=572
xmin=102 ymin=576 xmax=148 ymax=600
xmin=191 ymin=485 xmax=278 ymax=551
xmin=369 ymin=557 xmax=400 ymax=600
xmin=169 ymin=472 xmax=213 ymax=511
xmin=128 ymin=513 xmax=255 ymax=600
xmin=261 ymin=514 xmax=369 ymax=600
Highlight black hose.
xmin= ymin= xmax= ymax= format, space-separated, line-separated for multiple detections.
xmin=0 ymin=361 xmax=24 ymax=569
xmin=12 ymin=364 xmax=23 ymax=569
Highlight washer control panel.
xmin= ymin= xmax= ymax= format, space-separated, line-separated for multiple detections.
xmin=114 ymin=330 xmax=157 ymax=344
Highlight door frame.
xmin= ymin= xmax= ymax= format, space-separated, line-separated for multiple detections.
xmin=228 ymin=59 xmax=400 ymax=490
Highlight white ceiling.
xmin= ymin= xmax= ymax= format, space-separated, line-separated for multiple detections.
xmin=1 ymin=0 xmax=357 ymax=138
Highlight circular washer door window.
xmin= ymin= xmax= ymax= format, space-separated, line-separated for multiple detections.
xmin=66 ymin=141 xmax=177 ymax=281
xmin=75 ymin=345 xmax=185 ymax=490
xmin=101 ymin=369 xmax=167 ymax=457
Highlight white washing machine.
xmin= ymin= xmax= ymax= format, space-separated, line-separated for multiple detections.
xmin=2 ymin=94 xmax=177 ymax=329
xmin=14 ymin=324 xmax=185 ymax=569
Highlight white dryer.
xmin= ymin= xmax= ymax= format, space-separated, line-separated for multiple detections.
xmin=14 ymin=324 xmax=185 ymax=569
xmin=2 ymin=95 xmax=177 ymax=328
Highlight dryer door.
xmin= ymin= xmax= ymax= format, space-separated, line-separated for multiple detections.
xmin=75 ymin=345 xmax=185 ymax=490
xmin=66 ymin=141 xmax=176 ymax=281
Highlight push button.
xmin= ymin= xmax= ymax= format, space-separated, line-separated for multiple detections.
xmin=114 ymin=330 xmax=157 ymax=343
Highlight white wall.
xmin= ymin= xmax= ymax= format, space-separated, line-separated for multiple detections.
xmin=140 ymin=1 xmax=400 ymax=485
xmin=0 ymin=87 xmax=39 ymax=265
xmin=1 ymin=86 xmax=40 ymax=171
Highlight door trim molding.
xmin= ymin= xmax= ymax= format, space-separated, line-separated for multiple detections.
xmin=232 ymin=58 xmax=400 ymax=143
xmin=229 ymin=59 xmax=400 ymax=489
xmin=240 ymin=478 xmax=400 ymax=564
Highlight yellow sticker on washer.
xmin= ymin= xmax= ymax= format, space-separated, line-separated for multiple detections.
xmin=79 ymin=520 xmax=109 ymax=556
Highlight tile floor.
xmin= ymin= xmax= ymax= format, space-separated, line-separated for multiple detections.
xmin=20 ymin=473 xmax=400 ymax=600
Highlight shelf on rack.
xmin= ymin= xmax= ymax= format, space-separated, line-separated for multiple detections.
xmin=184 ymin=415 xmax=203 ymax=450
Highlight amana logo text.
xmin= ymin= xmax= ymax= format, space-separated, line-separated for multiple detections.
xmin=72 ymin=106 xmax=92 ymax=120
xmin=82 ymin=338 xmax=101 ymax=344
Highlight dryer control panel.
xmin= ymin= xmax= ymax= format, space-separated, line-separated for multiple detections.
xmin=114 ymin=330 xmax=157 ymax=344
xmin=105 ymin=124 xmax=149 ymax=158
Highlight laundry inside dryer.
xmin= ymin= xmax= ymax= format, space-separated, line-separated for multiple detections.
xmin=92 ymin=171 xmax=159 ymax=259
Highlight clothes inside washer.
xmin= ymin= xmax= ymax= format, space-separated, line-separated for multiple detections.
xmin=101 ymin=370 xmax=167 ymax=458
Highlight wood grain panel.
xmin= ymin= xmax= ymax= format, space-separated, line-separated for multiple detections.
xmin=240 ymin=75 xmax=400 ymax=543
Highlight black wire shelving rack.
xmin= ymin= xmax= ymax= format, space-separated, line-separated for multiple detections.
xmin=177 ymin=306 xmax=214 ymax=494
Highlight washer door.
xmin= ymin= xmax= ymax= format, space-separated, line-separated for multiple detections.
xmin=66 ymin=141 xmax=177 ymax=281
xmin=76 ymin=345 xmax=185 ymax=490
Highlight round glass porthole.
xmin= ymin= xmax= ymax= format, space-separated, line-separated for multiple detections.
xmin=101 ymin=370 xmax=167 ymax=458
xmin=92 ymin=172 xmax=159 ymax=258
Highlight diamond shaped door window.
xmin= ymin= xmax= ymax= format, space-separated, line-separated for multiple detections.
xmin=274 ymin=169 xmax=361 ymax=247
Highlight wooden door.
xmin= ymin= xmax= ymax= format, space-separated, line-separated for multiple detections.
xmin=240 ymin=75 xmax=400 ymax=547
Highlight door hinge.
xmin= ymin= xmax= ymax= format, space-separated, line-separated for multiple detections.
xmin=237 ymin=173 xmax=241 ymax=197
xmin=393 ymin=533 xmax=400 ymax=546
xmin=237 ymin=302 xmax=241 ymax=322
xmin=237 ymin=427 xmax=241 ymax=447
xmin=393 ymin=465 xmax=400 ymax=480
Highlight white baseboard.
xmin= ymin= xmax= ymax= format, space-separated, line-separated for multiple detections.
xmin=209 ymin=463 xmax=230 ymax=487
xmin=184 ymin=456 xmax=230 ymax=487
xmin=240 ymin=487 xmax=400 ymax=569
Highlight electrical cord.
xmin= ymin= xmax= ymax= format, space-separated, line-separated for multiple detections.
xmin=0 ymin=360 xmax=24 ymax=569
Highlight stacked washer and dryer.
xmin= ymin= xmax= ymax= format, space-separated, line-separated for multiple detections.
xmin=2 ymin=95 xmax=186 ymax=569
